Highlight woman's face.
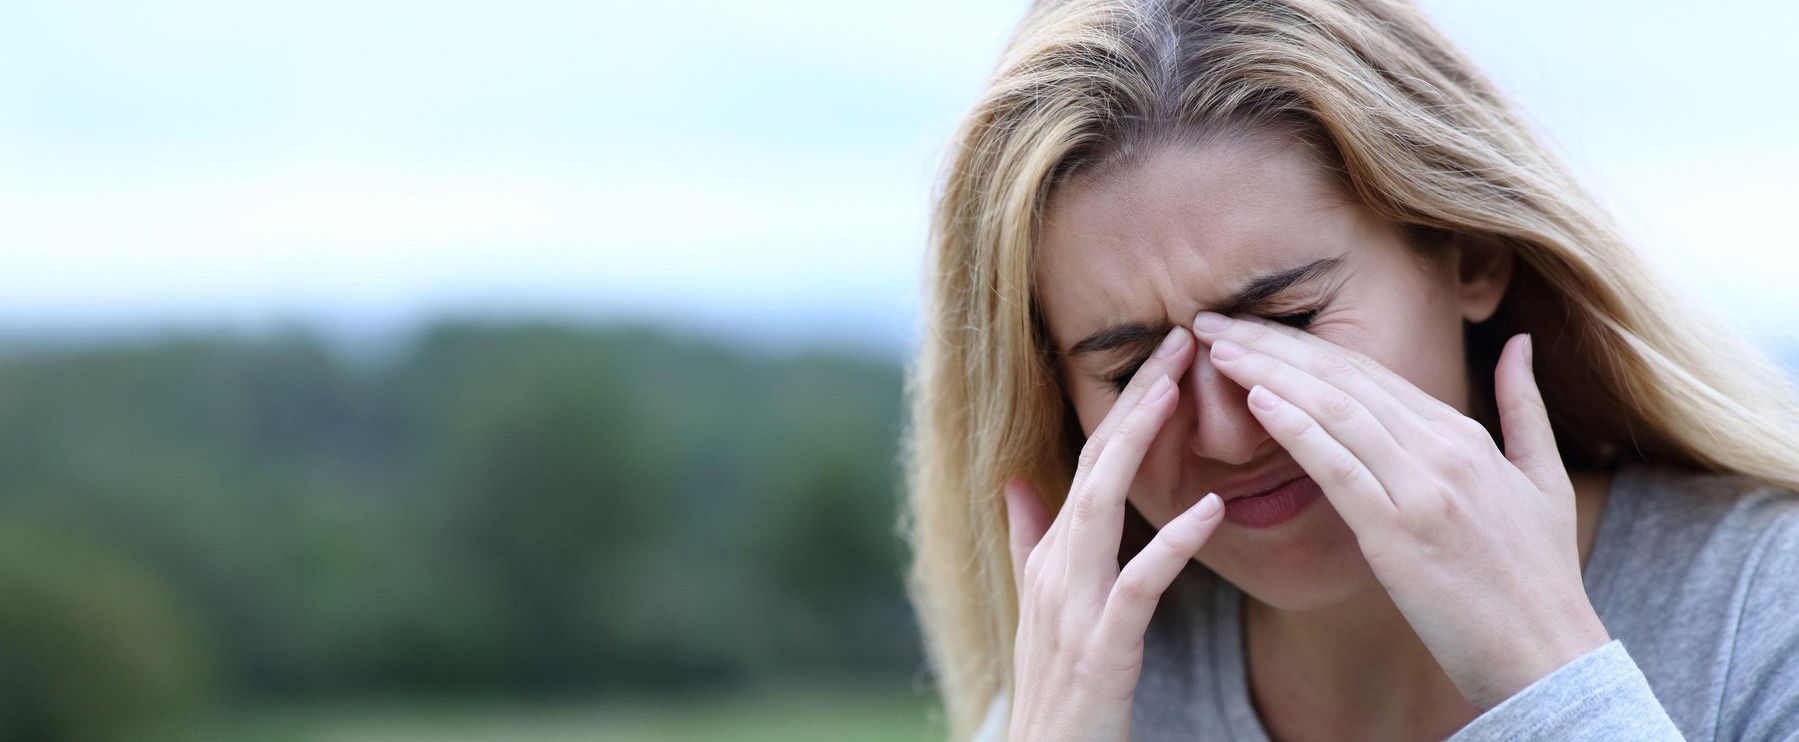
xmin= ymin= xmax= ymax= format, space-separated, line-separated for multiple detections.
xmin=1034 ymin=132 xmax=1509 ymax=610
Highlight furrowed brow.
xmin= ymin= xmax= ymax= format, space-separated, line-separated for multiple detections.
xmin=1065 ymin=256 xmax=1343 ymax=357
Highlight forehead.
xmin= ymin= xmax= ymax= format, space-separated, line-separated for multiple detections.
xmin=1033 ymin=135 xmax=1355 ymax=351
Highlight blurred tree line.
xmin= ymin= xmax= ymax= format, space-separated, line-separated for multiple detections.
xmin=0 ymin=321 xmax=919 ymax=739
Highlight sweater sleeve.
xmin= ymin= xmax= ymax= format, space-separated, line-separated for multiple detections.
xmin=1452 ymin=506 xmax=1799 ymax=742
xmin=1445 ymin=639 xmax=1686 ymax=742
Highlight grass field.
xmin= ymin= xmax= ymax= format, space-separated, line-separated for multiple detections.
xmin=147 ymin=685 xmax=945 ymax=742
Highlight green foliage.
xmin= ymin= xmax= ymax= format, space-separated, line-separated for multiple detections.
xmin=0 ymin=320 xmax=918 ymax=710
xmin=0 ymin=523 xmax=212 ymax=741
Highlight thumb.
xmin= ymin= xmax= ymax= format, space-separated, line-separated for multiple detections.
xmin=1003 ymin=477 xmax=1051 ymax=591
xmin=1495 ymin=333 xmax=1570 ymax=497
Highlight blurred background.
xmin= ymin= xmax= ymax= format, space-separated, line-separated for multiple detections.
xmin=0 ymin=1 xmax=1793 ymax=740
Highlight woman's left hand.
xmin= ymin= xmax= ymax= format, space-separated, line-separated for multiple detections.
xmin=1190 ymin=310 xmax=1611 ymax=712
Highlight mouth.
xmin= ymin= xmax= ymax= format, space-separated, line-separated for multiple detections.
xmin=1222 ymin=474 xmax=1324 ymax=529
xmin=1210 ymin=459 xmax=1309 ymax=502
xmin=1234 ymin=474 xmax=1305 ymax=500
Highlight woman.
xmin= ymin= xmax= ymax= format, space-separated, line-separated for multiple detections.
xmin=899 ymin=1 xmax=1799 ymax=740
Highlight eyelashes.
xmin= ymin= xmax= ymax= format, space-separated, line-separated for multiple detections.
xmin=1103 ymin=308 xmax=1323 ymax=394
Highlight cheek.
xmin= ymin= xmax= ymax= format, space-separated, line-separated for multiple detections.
xmin=1069 ymin=395 xmax=1107 ymax=438
xmin=1353 ymin=300 xmax=1469 ymax=412
xmin=1060 ymin=370 xmax=1104 ymax=431
xmin=1319 ymin=269 xmax=1469 ymax=414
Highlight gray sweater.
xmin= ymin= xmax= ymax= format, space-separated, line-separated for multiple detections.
xmin=972 ymin=460 xmax=1799 ymax=741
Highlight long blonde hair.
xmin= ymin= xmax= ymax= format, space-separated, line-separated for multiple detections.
xmin=898 ymin=0 xmax=1799 ymax=738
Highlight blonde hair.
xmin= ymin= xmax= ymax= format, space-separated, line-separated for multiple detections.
xmin=898 ymin=0 xmax=1799 ymax=739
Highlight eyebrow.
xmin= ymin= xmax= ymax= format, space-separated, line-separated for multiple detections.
xmin=1066 ymin=256 xmax=1343 ymax=357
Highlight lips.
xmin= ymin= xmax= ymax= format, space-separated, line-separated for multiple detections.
xmin=1210 ymin=460 xmax=1308 ymax=502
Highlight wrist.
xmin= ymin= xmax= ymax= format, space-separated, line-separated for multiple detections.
xmin=1477 ymin=605 xmax=1611 ymax=711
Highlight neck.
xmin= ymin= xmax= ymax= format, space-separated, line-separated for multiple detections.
xmin=1241 ymin=466 xmax=1614 ymax=740
xmin=1243 ymin=576 xmax=1461 ymax=733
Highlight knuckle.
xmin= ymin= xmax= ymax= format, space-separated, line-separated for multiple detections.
xmin=1022 ymin=544 xmax=1047 ymax=581
xmin=1320 ymin=351 xmax=1363 ymax=381
xmin=1111 ymin=569 xmax=1156 ymax=605
xmin=1346 ymin=348 xmax=1385 ymax=374
xmin=1420 ymin=431 xmax=1462 ymax=467
xmin=1437 ymin=490 xmax=1469 ymax=523
xmin=1326 ymin=452 xmax=1364 ymax=489
xmin=1240 ymin=321 xmax=1273 ymax=346
xmin=1502 ymin=395 xmax=1546 ymax=426
xmin=1069 ymin=480 xmax=1105 ymax=526
xmin=1449 ymin=415 xmax=1495 ymax=446
xmin=1435 ymin=436 xmax=1480 ymax=478
xmin=1068 ymin=652 xmax=1113 ymax=686
xmin=1424 ymin=394 xmax=1464 ymax=421
xmin=1274 ymin=409 xmax=1315 ymax=439
xmin=1076 ymin=438 xmax=1103 ymax=474
xmin=1525 ymin=394 xmax=1548 ymax=421
xmin=1395 ymin=498 xmax=1434 ymax=532
xmin=1110 ymin=411 xmax=1144 ymax=443
xmin=1071 ymin=642 xmax=1142 ymax=688
xmin=1406 ymin=486 xmax=1464 ymax=531
xmin=1028 ymin=572 xmax=1061 ymax=606
xmin=1317 ymin=390 xmax=1361 ymax=424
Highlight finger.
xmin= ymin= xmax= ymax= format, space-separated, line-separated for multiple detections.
xmin=1004 ymin=477 xmax=1053 ymax=592
xmin=1050 ymin=327 xmax=1195 ymax=569
xmin=1494 ymin=333 xmax=1570 ymax=497
xmin=1098 ymin=492 xmax=1225 ymax=650
xmin=1205 ymin=337 xmax=1423 ymax=507
xmin=1193 ymin=310 xmax=1462 ymax=425
xmin=1071 ymin=327 xmax=1197 ymax=495
xmin=1197 ymin=313 xmax=1441 ymax=445
xmin=1244 ymin=383 xmax=1397 ymax=534
xmin=1063 ymin=374 xmax=1180 ymax=593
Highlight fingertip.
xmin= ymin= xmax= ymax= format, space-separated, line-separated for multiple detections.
xmin=1248 ymin=384 xmax=1281 ymax=411
xmin=1496 ymin=334 xmax=1531 ymax=389
xmin=1506 ymin=332 xmax=1533 ymax=376
xmin=1144 ymin=374 xmax=1175 ymax=405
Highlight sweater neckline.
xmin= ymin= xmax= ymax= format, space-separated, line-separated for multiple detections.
xmin=1199 ymin=461 xmax=1640 ymax=742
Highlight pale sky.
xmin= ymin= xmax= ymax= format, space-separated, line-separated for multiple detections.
xmin=1 ymin=1 xmax=1794 ymax=356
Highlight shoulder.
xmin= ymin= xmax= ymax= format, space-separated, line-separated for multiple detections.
xmin=1592 ymin=461 xmax=1799 ymax=736
xmin=1619 ymin=460 xmax=1799 ymax=526
xmin=1600 ymin=460 xmax=1799 ymax=584
xmin=1599 ymin=460 xmax=1799 ymax=605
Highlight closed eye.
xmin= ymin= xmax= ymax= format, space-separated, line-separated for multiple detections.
xmin=1102 ymin=308 xmax=1322 ymax=394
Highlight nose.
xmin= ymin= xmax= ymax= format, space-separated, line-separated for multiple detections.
xmin=1182 ymin=340 xmax=1276 ymax=466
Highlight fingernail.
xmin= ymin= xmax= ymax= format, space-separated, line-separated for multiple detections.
xmin=1249 ymin=384 xmax=1281 ymax=410
xmin=1143 ymin=375 xmax=1174 ymax=404
xmin=1195 ymin=311 xmax=1230 ymax=333
xmin=1195 ymin=492 xmax=1223 ymax=517
xmin=1524 ymin=333 xmax=1534 ymax=369
xmin=1211 ymin=339 xmax=1246 ymax=361
xmin=1153 ymin=326 xmax=1188 ymax=358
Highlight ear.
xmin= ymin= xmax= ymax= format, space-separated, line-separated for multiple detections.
xmin=1453 ymin=233 xmax=1513 ymax=324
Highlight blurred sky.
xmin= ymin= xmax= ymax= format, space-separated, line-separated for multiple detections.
xmin=1 ymin=1 xmax=1795 ymax=357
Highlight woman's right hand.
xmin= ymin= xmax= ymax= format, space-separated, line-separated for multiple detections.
xmin=1002 ymin=326 xmax=1226 ymax=742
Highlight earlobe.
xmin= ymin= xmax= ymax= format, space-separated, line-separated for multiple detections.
xmin=1456 ymin=234 xmax=1514 ymax=324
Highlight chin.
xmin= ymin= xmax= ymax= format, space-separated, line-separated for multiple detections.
xmin=1195 ymin=502 xmax=1379 ymax=611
